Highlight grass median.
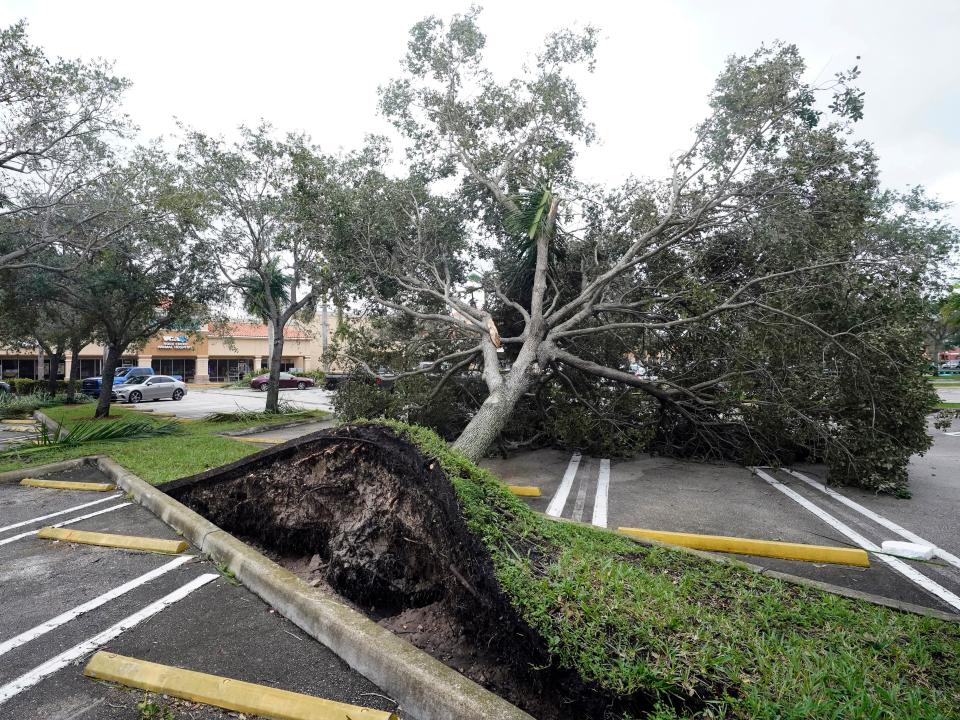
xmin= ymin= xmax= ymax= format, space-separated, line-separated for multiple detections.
xmin=385 ymin=421 xmax=960 ymax=719
xmin=0 ymin=403 xmax=329 ymax=484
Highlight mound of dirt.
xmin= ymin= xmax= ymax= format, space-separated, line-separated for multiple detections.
xmin=163 ymin=425 xmax=628 ymax=719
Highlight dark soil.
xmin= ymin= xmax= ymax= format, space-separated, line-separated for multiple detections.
xmin=163 ymin=425 xmax=636 ymax=719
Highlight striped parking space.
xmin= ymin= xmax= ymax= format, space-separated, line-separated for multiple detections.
xmin=0 ymin=469 xmax=402 ymax=719
xmin=0 ymin=574 xmax=219 ymax=705
xmin=753 ymin=468 xmax=960 ymax=613
xmin=544 ymin=452 xmax=612 ymax=528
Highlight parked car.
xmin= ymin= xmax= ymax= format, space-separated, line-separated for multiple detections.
xmin=249 ymin=372 xmax=315 ymax=391
xmin=324 ymin=367 xmax=397 ymax=391
xmin=82 ymin=366 xmax=182 ymax=397
xmin=111 ymin=375 xmax=187 ymax=404
xmin=0 ymin=380 xmax=9 ymax=394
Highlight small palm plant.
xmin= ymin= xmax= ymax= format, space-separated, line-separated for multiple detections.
xmin=0 ymin=417 xmax=180 ymax=458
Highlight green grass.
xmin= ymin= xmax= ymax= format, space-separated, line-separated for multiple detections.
xmin=378 ymin=420 xmax=960 ymax=719
xmin=0 ymin=404 xmax=328 ymax=484
xmin=935 ymin=402 xmax=960 ymax=409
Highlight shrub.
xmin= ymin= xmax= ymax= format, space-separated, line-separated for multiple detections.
xmin=332 ymin=377 xmax=394 ymax=422
xmin=226 ymin=372 xmax=255 ymax=388
xmin=0 ymin=391 xmax=87 ymax=419
xmin=7 ymin=379 xmax=70 ymax=395
xmin=300 ymin=369 xmax=326 ymax=384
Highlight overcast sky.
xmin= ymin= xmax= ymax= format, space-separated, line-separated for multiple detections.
xmin=4 ymin=1 xmax=959 ymax=224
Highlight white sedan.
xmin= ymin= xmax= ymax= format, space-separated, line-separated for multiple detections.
xmin=111 ymin=375 xmax=188 ymax=404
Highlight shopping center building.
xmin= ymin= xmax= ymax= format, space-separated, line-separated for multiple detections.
xmin=0 ymin=313 xmax=340 ymax=384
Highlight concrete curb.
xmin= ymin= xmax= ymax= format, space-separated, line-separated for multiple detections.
xmin=0 ymin=456 xmax=90 ymax=485
xmin=220 ymin=418 xmax=335 ymax=437
xmin=93 ymin=456 xmax=534 ymax=720
xmin=33 ymin=409 xmax=66 ymax=438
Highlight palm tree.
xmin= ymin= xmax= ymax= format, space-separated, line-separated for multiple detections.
xmin=237 ymin=258 xmax=290 ymax=372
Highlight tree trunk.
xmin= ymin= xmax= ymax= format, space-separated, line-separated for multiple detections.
xmin=265 ymin=318 xmax=285 ymax=413
xmin=320 ymin=304 xmax=329 ymax=372
xmin=95 ymin=345 xmax=122 ymax=419
xmin=452 ymin=376 xmax=531 ymax=461
xmin=67 ymin=345 xmax=81 ymax=402
xmin=267 ymin=321 xmax=276 ymax=368
xmin=46 ymin=353 xmax=62 ymax=396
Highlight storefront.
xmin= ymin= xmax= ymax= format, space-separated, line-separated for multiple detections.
xmin=140 ymin=333 xmax=209 ymax=384
xmin=1 ymin=310 xmax=345 ymax=385
xmin=207 ymin=357 xmax=254 ymax=382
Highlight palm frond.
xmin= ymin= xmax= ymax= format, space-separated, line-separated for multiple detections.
xmin=0 ymin=417 xmax=180 ymax=458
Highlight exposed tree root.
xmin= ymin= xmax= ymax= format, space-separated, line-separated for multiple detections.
xmin=165 ymin=425 xmax=653 ymax=719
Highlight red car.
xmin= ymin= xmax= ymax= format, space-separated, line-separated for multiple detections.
xmin=250 ymin=372 xmax=315 ymax=391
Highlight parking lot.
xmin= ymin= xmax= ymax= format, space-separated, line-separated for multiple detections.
xmin=482 ymin=423 xmax=960 ymax=616
xmin=0 ymin=419 xmax=38 ymax=452
xmin=113 ymin=385 xmax=335 ymax=420
xmin=0 ymin=465 xmax=400 ymax=719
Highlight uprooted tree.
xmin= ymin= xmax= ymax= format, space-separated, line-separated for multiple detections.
xmin=326 ymin=11 xmax=955 ymax=493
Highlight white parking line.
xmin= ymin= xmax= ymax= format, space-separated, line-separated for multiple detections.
xmin=591 ymin=459 xmax=610 ymax=528
xmin=0 ymin=573 xmax=218 ymax=705
xmin=0 ymin=494 xmax=123 ymax=535
xmin=0 ymin=503 xmax=131 ymax=547
xmin=546 ymin=452 xmax=581 ymax=517
xmin=752 ymin=468 xmax=960 ymax=613
xmin=0 ymin=555 xmax=195 ymax=658
xmin=784 ymin=468 xmax=960 ymax=573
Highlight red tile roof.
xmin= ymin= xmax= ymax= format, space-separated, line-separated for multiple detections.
xmin=222 ymin=322 xmax=311 ymax=340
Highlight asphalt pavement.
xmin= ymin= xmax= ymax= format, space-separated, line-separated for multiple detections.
xmin=481 ymin=425 xmax=960 ymax=616
xmin=118 ymin=385 xmax=335 ymax=420
xmin=0 ymin=420 xmax=39 ymax=452
xmin=0 ymin=465 xmax=402 ymax=719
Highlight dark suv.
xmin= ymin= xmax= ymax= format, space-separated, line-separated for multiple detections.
xmin=82 ymin=366 xmax=181 ymax=397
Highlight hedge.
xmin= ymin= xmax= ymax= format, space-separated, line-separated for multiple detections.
xmin=4 ymin=379 xmax=73 ymax=395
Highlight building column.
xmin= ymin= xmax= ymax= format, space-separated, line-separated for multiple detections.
xmin=138 ymin=354 xmax=152 ymax=371
xmin=64 ymin=355 xmax=73 ymax=379
xmin=194 ymin=355 xmax=209 ymax=384
xmin=255 ymin=356 xmax=264 ymax=372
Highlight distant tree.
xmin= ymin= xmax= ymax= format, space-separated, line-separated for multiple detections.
xmin=54 ymin=149 xmax=220 ymax=418
xmin=0 ymin=20 xmax=130 ymax=270
xmin=180 ymin=125 xmax=335 ymax=411
xmin=927 ymin=287 xmax=960 ymax=365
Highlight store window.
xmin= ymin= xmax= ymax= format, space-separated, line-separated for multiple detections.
xmin=207 ymin=358 xmax=254 ymax=382
xmin=280 ymin=358 xmax=298 ymax=373
xmin=79 ymin=359 xmax=102 ymax=379
xmin=0 ymin=358 xmax=36 ymax=379
xmin=153 ymin=358 xmax=196 ymax=383
xmin=42 ymin=359 xmax=66 ymax=380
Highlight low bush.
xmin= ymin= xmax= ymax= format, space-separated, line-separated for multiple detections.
xmin=300 ymin=368 xmax=326 ymax=384
xmin=225 ymin=372 xmax=255 ymax=388
xmin=0 ymin=391 xmax=89 ymax=419
xmin=332 ymin=377 xmax=395 ymax=422
xmin=7 ymin=378 xmax=71 ymax=395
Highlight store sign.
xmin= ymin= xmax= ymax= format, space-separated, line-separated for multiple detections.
xmin=158 ymin=335 xmax=193 ymax=350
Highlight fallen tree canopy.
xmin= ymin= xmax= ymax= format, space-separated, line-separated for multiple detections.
xmin=165 ymin=423 xmax=960 ymax=719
